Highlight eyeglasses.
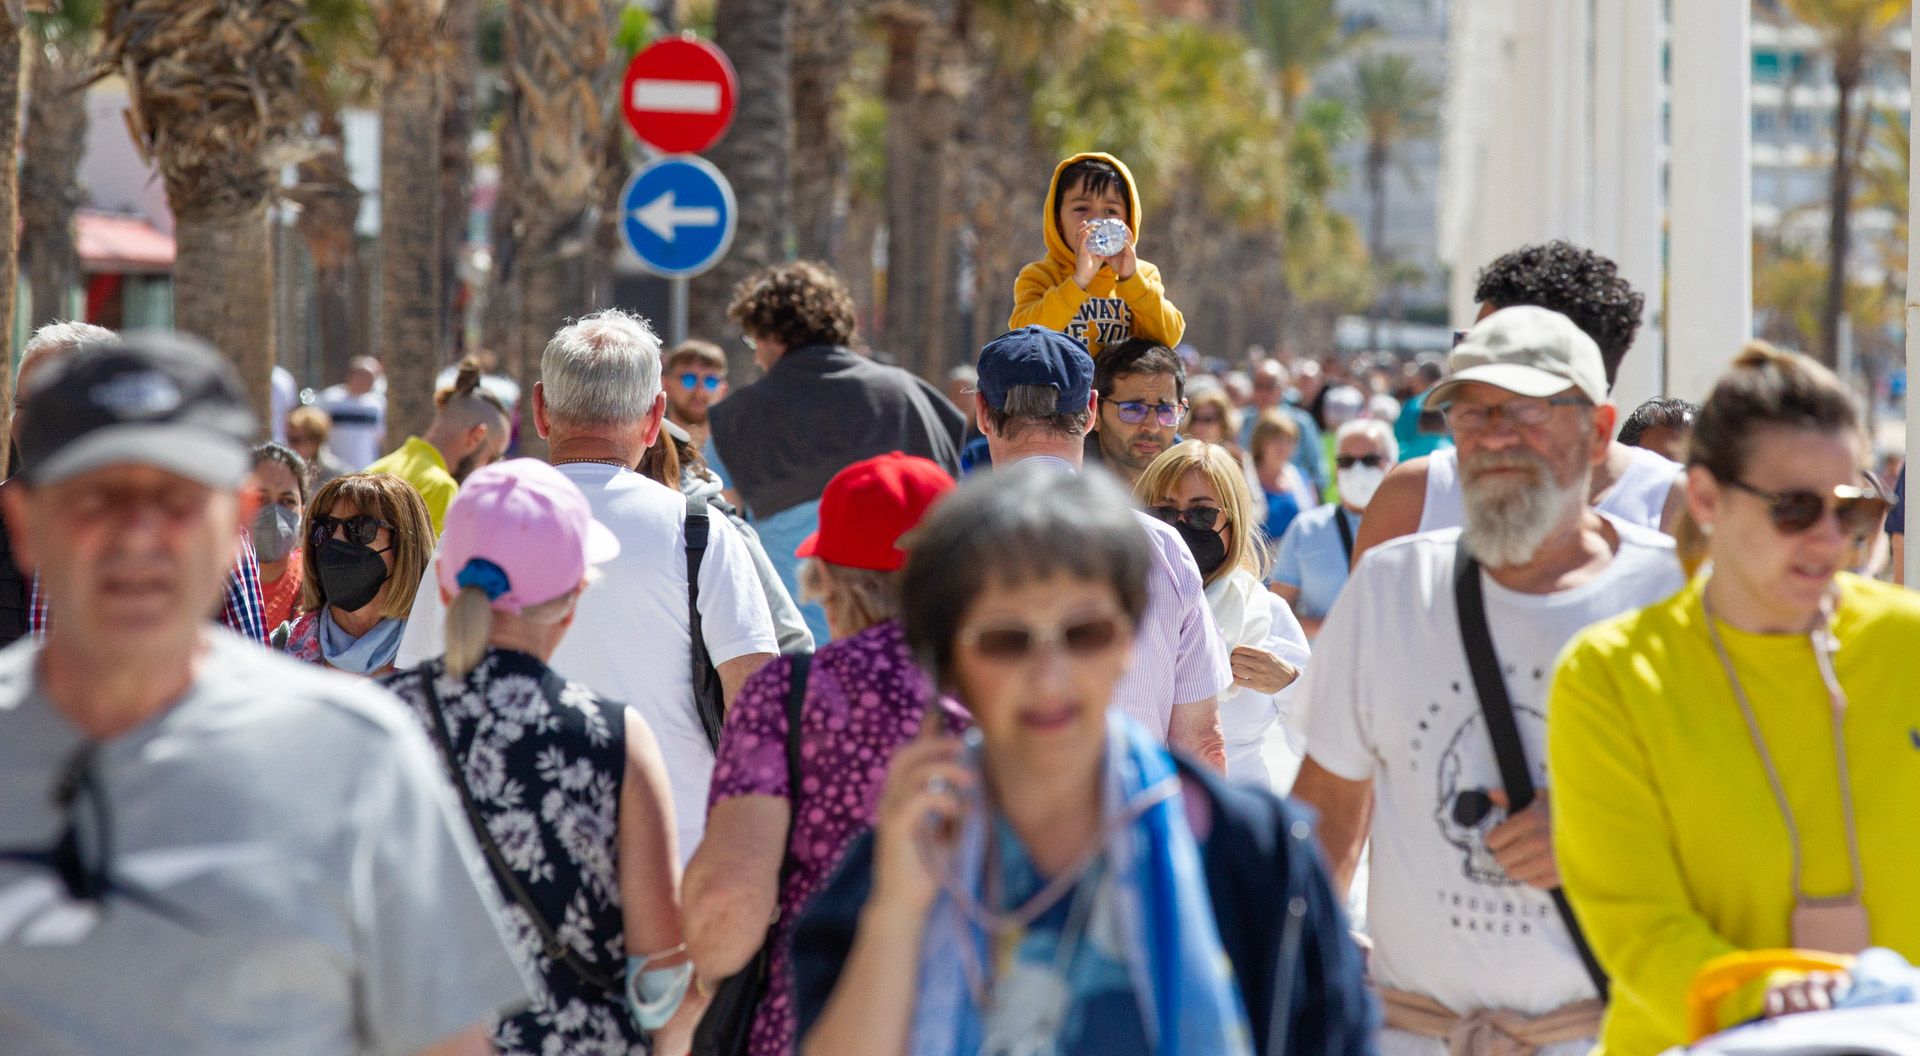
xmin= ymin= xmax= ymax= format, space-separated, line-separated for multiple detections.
xmin=679 ymin=372 xmax=723 ymax=393
xmin=1146 ymin=505 xmax=1223 ymax=533
xmin=1111 ymin=400 xmax=1185 ymax=427
xmin=1437 ymin=395 xmax=1591 ymax=434
xmin=310 ymin=513 xmax=393 ymax=550
xmin=1190 ymin=413 xmax=1224 ymax=426
xmin=1724 ymin=480 xmax=1889 ymax=537
xmin=1336 ymin=454 xmax=1386 ymax=469
xmin=960 ymin=612 xmax=1128 ymax=662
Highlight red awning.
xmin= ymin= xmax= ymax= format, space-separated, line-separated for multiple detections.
xmin=75 ymin=212 xmax=175 ymax=275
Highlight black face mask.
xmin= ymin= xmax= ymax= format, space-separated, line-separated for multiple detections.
xmin=314 ymin=537 xmax=391 ymax=613
xmin=1174 ymin=522 xmax=1229 ymax=580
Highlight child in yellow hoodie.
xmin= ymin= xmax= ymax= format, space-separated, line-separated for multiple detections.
xmin=1009 ymin=152 xmax=1185 ymax=357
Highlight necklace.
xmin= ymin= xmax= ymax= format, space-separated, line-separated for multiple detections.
xmin=551 ymin=457 xmax=632 ymax=471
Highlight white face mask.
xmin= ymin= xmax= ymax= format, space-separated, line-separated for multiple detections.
xmin=1337 ymin=464 xmax=1387 ymax=509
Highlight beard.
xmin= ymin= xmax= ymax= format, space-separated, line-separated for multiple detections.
xmin=669 ymin=399 xmax=708 ymax=427
xmin=1459 ymin=449 xmax=1584 ymax=567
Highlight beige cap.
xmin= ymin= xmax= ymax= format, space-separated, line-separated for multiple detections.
xmin=1429 ymin=305 xmax=1608 ymax=407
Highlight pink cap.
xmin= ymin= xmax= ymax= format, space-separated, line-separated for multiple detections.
xmin=437 ymin=458 xmax=621 ymax=614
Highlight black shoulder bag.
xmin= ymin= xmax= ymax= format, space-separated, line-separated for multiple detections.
xmin=687 ymin=494 xmax=728 ymax=750
xmin=693 ymin=653 xmax=812 ymax=1056
xmin=1452 ymin=538 xmax=1610 ymax=999
xmin=419 ymin=673 xmax=619 ymax=994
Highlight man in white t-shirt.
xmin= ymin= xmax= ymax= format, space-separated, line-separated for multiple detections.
xmin=400 ymin=310 xmax=778 ymax=860
xmin=1352 ymin=241 xmax=1685 ymax=565
xmin=318 ymin=357 xmax=388 ymax=468
xmin=1292 ymin=306 xmax=1685 ymax=1055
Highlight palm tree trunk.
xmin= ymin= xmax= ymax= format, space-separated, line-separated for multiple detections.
xmin=689 ymin=0 xmax=792 ymax=369
xmin=379 ymin=42 xmax=443 ymax=448
xmin=0 ymin=16 xmax=22 ymax=466
xmin=1366 ymin=138 xmax=1388 ymax=353
xmin=790 ymin=0 xmax=854 ymax=262
xmin=22 ymin=41 xmax=87 ymax=329
xmin=878 ymin=2 xmax=964 ymax=378
xmin=1818 ymin=70 xmax=1857 ymax=368
xmin=175 ymin=201 xmax=278 ymax=415
xmin=438 ymin=0 xmax=477 ymax=358
xmin=291 ymin=121 xmax=364 ymax=386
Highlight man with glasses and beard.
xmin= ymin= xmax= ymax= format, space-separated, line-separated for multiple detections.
xmin=1290 ymin=307 xmax=1684 ymax=1056
xmin=1087 ymin=338 xmax=1187 ymax=487
xmin=0 ymin=334 xmax=530 ymax=1056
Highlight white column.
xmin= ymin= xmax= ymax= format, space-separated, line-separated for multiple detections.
xmin=1905 ymin=0 xmax=1920 ymax=588
xmin=1667 ymin=0 xmax=1753 ymax=402
xmin=1591 ymin=0 xmax=1666 ymax=417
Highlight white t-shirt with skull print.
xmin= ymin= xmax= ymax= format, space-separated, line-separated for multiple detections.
xmin=1297 ymin=519 xmax=1681 ymax=1030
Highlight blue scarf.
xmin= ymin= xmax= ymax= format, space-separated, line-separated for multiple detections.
xmin=909 ymin=712 xmax=1253 ymax=1056
xmin=318 ymin=611 xmax=405 ymax=674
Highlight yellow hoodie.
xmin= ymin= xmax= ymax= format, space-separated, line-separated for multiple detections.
xmin=1008 ymin=152 xmax=1186 ymax=357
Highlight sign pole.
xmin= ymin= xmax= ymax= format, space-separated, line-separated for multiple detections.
xmin=671 ymin=277 xmax=689 ymax=346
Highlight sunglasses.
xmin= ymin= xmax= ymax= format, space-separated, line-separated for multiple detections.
xmin=0 ymin=745 xmax=199 ymax=927
xmin=1336 ymin=454 xmax=1386 ymax=469
xmin=679 ymin=372 xmax=723 ymax=393
xmin=310 ymin=513 xmax=393 ymax=550
xmin=961 ymin=612 xmax=1127 ymax=662
xmin=1111 ymin=400 xmax=1185 ymax=427
xmin=1147 ymin=505 xmax=1223 ymax=533
xmin=1725 ymin=480 xmax=1889 ymax=536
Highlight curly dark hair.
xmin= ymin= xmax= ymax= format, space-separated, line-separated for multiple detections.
xmin=1474 ymin=241 xmax=1646 ymax=389
xmin=727 ymin=261 xmax=857 ymax=351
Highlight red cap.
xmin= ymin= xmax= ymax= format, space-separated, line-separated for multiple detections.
xmin=796 ymin=452 xmax=957 ymax=571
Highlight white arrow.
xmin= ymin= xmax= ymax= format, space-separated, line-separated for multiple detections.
xmin=631 ymin=190 xmax=720 ymax=242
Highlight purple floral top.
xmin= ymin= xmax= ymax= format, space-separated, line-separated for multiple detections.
xmin=708 ymin=619 xmax=969 ymax=1056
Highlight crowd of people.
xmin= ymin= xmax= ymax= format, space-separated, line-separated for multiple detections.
xmin=2 ymin=147 xmax=1918 ymax=1056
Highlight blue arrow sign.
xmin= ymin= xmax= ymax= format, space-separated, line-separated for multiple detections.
xmin=619 ymin=155 xmax=737 ymax=279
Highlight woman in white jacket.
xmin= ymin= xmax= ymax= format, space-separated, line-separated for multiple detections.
xmin=1136 ymin=440 xmax=1311 ymax=789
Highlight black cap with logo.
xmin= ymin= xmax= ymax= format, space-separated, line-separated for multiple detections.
xmin=18 ymin=331 xmax=258 ymax=488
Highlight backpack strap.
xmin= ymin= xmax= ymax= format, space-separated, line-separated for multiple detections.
xmin=1452 ymin=537 xmax=1610 ymax=999
xmin=1333 ymin=507 xmax=1356 ymax=568
xmin=686 ymin=495 xmax=725 ymax=749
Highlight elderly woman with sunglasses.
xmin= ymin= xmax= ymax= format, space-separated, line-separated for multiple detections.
xmin=1547 ymin=343 xmax=1920 ymax=1056
xmin=789 ymin=464 xmax=1375 ymax=1056
xmin=272 ymin=472 xmax=434 ymax=677
xmin=1135 ymin=440 xmax=1309 ymax=790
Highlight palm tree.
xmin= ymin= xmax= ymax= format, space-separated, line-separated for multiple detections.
xmin=97 ymin=0 xmax=306 ymax=418
xmin=287 ymin=0 xmax=374 ymax=386
xmin=1246 ymin=0 xmax=1359 ymax=121
xmin=491 ymin=0 xmax=621 ymax=445
xmin=1782 ymin=0 xmax=1904 ymax=367
xmin=789 ymin=0 xmax=856 ymax=262
xmin=688 ymin=0 xmax=792 ymax=363
xmin=376 ymin=0 xmax=445 ymax=447
xmin=0 ymin=10 xmax=23 ymax=463
xmin=21 ymin=0 xmax=99 ymax=330
xmin=1346 ymin=50 xmax=1438 ymax=351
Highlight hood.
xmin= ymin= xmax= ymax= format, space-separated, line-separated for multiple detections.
xmin=1041 ymin=151 xmax=1144 ymax=267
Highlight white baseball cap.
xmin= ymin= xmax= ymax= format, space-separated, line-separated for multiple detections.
xmin=1429 ymin=305 xmax=1608 ymax=407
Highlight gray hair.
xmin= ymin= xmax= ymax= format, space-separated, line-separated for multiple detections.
xmin=539 ymin=309 xmax=663 ymax=426
xmin=21 ymin=321 xmax=116 ymax=386
xmin=982 ymin=384 xmax=1092 ymax=441
xmin=1335 ymin=417 xmax=1398 ymax=463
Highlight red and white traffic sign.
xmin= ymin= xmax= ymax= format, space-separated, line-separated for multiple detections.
xmin=621 ymin=37 xmax=738 ymax=155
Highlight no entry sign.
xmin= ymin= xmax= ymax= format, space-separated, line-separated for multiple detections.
xmin=621 ymin=38 xmax=738 ymax=155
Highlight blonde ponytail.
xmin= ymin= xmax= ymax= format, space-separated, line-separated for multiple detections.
xmin=444 ymin=585 xmax=496 ymax=679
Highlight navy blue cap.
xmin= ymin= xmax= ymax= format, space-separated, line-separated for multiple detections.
xmin=975 ymin=326 xmax=1094 ymax=413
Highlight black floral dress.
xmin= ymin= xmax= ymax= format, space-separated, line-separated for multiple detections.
xmin=383 ymin=649 xmax=645 ymax=1056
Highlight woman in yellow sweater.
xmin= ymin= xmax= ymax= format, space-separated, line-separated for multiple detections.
xmin=1548 ymin=343 xmax=1920 ymax=1056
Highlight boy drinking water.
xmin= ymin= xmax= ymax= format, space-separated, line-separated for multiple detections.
xmin=1009 ymin=152 xmax=1186 ymax=357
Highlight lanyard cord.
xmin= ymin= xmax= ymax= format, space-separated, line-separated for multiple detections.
xmin=1701 ymin=587 xmax=1865 ymax=902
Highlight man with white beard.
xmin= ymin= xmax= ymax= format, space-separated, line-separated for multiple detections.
xmin=1290 ymin=306 xmax=1684 ymax=1056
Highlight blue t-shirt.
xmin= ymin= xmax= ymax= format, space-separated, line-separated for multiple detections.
xmin=1269 ymin=503 xmax=1359 ymax=622
xmin=1263 ymin=489 xmax=1302 ymax=539
xmin=749 ymin=500 xmax=829 ymax=649
xmin=1889 ymin=467 xmax=1906 ymax=535
xmin=1394 ymin=391 xmax=1452 ymax=461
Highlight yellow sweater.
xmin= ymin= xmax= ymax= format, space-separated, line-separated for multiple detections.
xmin=1008 ymin=151 xmax=1185 ymax=356
xmin=366 ymin=436 xmax=456 ymax=537
xmin=1548 ymin=573 xmax=1920 ymax=1055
